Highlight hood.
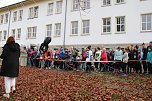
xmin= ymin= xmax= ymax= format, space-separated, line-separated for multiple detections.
xmin=7 ymin=43 xmax=20 ymax=52
xmin=138 ymin=48 xmax=142 ymax=52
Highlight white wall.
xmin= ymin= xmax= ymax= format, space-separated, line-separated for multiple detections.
xmin=0 ymin=0 xmax=152 ymax=47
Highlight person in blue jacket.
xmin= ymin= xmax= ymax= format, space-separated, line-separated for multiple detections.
xmin=147 ymin=41 xmax=152 ymax=74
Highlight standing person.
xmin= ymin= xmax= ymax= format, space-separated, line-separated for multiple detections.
xmin=114 ymin=47 xmax=123 ymax=73
xmin=147 ymin=41 xmax=152 ymax=74
xmin=100 ymin=48 xmax=108 ymax=72
xmin=94 ymin=47 xmax=101 ymax=71
xmin=86 ymin=45 xmax=93 ymax=72
xmin=0 ymin=36 xmax=20 ymax=98
xmin=142 ymin=47 xmax=147 ymax=74
xmin=122 ymin=48 xmax=129 ymax=75
xmin=20 ymin=47 xmax=27 ymax=67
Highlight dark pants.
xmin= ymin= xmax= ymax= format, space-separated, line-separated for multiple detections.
xmin=143 ymin=61 xmax=147 ymax=73
xmin=134 ymin=61 xmax=142 ymax=74
xmin=147 ymin=62 xmax=152 ymax=74
xmin=122 ymin=63 xmax=127 ymax=73
xmin=86 ymin=62 xmax=91 ymax=72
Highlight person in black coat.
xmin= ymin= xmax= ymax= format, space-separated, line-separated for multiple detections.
xmin=0 ymin=36 xmax=20 ymax=98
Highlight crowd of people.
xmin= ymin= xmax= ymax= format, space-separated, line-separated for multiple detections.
xmin=20 ymin=41 xmax=152 ymax=76
xmin=1 ymin=36 xmax=151 ymax=99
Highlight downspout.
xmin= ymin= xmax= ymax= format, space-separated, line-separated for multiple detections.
xmin=63 ymin=0 xmax=68 ymax=48
xmin=7 ymin=7 xmax=11 ymax=37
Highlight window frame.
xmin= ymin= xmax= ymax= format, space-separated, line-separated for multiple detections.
xmin=101 ymin=0 xmax=111 ymax=7
xmin=115 ymin=0 xmax=125 ymax=5
xmin=27 ymin=26 xmax=37 ymax=39
xmin=0 ymin=14 xmax=4 ymax=24
xmin=46 ymin=24 xmax=52 ymax=37
xmin=3 ymin=30 xmax=7 ymax=40
xmin=71 ymin=21 xmax=78 ymax=36
xmin=11 ymin=29 xmax=16 ymax=38
xmin=16 ymin=28 xmax=21 ymax=40
xmin=54 ymin=23 xmax=61 ymax=37
xmin=0 ymin=31 xmax=2 ymax=41
xmin=102 ymin=17 xmax=111 ymax=34
xmin=47 ymin=3 xmax=54 ymax=15
xmin=82 ymin=20 xmax=90 ymax=35
xmin=13 ymin=11 xmax=17 ymax=22
xmin=56 ymin=1 xmax=62 ymax=14
xmin=18 ymin=10 xmax=23 ymax=21
xmin=141 ymin=13 xmax=152 ymax=32
xmin=115 ymin=16 xmax=126 ymax=34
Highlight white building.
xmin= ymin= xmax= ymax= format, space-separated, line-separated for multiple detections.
xmin=0 ymin=0 xmax=152 ymax=48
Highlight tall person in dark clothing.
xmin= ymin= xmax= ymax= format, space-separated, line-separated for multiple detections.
xmin=142 ymin=48 xmax=147 ymax=74
xmin=0 ymin=36 xmax=20 ymax=98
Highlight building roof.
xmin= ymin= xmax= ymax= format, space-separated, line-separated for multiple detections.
xmin=0 ymin=0 xmax=42 ymax=12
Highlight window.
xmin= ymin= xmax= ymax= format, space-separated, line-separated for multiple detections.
xmin=29 ymin=7 xmax=33 ymax=19
xmin=55 ymin=23 xmax=61 ymax=36
xmin=72 ymin=0 xmax=79 ymax=11
xmin=116 ymin=0 xmax=125 ymax=4
xmin=13 ymin=11 xmax=17 ymax=22
xmin=83 ymin=0 xmax=90 ymax=9
xmin=27 ymin=27 xmax=37 ymax=38
xmin=34 ymin=6 xmax=39 ymax=18
xmin=0 ymin=31 xmax=2 ymax=41
xmin=102 ymin=0 xmax=111 ymax=6
xmin=56 ymin=1 xmax=62 ymax=14
xmin=28 ymin=6 xmax=39 ymax=19
xmin=0 ymin=15 xmax=4 ymax=24
xmin=47 ymin=3 xmax=54 ymax=15
xmin=18 ymin=10 xmax=23 ymax=21
xmin=46 ymin=24 xmax=52 ymax=37
xmin=79 ymin=0 xmax=90 ymax=10
xmin=82 ymin=20 xmax=90 ymax=35
xmin=4 ymin=13 xmax=9 ymax=23
xmin=141 ymin=14 xmax=152 ymax=31
xmin=12 ymin=29 xmax=16 ymax=38
xmin=3 ymin=30 xmax=7 ymax=40
xmin=102 ymin=18 xmax=111 ymax=33
xmin=17 ymin=28 xmax=21 ymax=39
xmin=116 ymin=16 xmax=125 ymax=33
xmin=71 ymin=21 xmax=78 ymax=35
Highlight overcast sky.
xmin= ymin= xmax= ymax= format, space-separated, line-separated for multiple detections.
xmin=0 ymin=0 xmax=25 ymax=8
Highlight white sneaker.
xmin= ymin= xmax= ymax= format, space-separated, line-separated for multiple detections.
xmin=3 ymin=93 xmax=10 ymax=98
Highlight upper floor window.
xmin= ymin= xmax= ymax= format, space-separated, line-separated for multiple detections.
xmin=47 ymin=3 xmax=54 ymax=15
xmin=12 ymin=29 xmax=16 ymax=38
xmin=84 ymin=0 xmax=90 ymax=9
xmin=27 ymin=26 xmax=37 ymax=38
xmin=55 ymin=23 xmax=61 ymax=36
xmin=141 ymin=14 xmax=152 ymax=31
xmin=17 ymin=28 xmax=21 ymax=39
xmin=116 ymin=0 xmax=125 ymax=4
xmin=102 ymin=0 xmax=111 ymax=6
xmin=46 ymin=24 xmax=52 ymax=37
xmin=71 ymin=21 xmax=78 ymax=35
xmin=3 ymin=30 xmax=7 ymax=40
xmin=28 ymin=6 xmax=39 ymax=19
xmin=13 ymin=11 xmax=17 ymax=22
xmin=0 ymin=15 xmax=4 ymax=24
xmin=72 ymin=0 xmax=79 ymax=11
xmin=18 ymin=10 xmax=23 ymax=21
xmin=4 ymin=13 xmax=9 ymax=24
xmin=56 ymin=1 xmax=62 ymax=14
xmin=82 ymin=20 xmax=90 ymax=35
xmin=116 ymin=16 xmax=125 ymax=33
xmin=0 ymin=31 xmax=2 ymax=41
xmin=102 ymin=18 xmax=111 ymax=33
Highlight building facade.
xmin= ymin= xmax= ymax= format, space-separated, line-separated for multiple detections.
xmin=0 ymin=0 xmax=152 ymax=48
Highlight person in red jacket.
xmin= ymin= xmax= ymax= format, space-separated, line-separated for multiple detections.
xmin=100 ymin=48 xmax=108 ymax=72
